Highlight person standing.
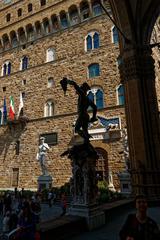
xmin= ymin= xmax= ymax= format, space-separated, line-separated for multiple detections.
xmin=60 ymin=193 xmax=67 ymax=216
xmin=119 ymin=194 xmax=160 ymax=240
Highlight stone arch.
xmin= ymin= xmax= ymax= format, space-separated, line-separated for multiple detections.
xmin=79 ymin=0 xmax=90 ymax=21
xmin=68 ymin=5 xmax=80 ymax=25
xmin=91 ymin=0 xmax=102 ymax=16
xmin=42 ymin=17 xmax=50 ymax=34
xmin=145 ymin=4 xmax=160 ymax=44
xmin=51 ymin=14 xmax=59 ymax=32
xmin=10 ymin=30 xmax=18 ymax=47
xmin=2 ymin=33 xmax=10 ymax=49
xmin=17 ymin=27 xmax=26 ymax=43
xmin=26 ymin=24 xmax=34 ymax=41
xmin=109 ymin=0 xmax=160 ymax=197
xmin=35 ymin=21 xmax=42 ymax=36
xmin=59 ymin=10 xmax=69 ymax=29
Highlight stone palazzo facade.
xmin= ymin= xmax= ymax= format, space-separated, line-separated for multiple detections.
xmin=0 ymin=0 xmax=158 ymax=191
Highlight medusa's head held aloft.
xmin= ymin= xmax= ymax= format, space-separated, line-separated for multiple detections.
xmin=80 ymin=82 xmax=91 ymax=93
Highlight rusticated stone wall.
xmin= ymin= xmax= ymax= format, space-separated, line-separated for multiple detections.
xmin=0 ymin=0 xmax=128 ymax=190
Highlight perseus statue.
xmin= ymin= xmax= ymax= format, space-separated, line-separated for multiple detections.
xmin=60 ymin=77 xmax=97 ymax=142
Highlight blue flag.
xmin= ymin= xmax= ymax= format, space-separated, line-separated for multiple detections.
xmin=3 ymin=97 xmax=7 ymax=124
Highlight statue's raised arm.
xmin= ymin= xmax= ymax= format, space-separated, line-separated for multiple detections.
xmin=60 ymin=77 xmax=97 ymax=142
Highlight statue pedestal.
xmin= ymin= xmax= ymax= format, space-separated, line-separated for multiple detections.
xmin=66 ymin=136 xmax=105 ymax=230
xmin=118 ymin=170 xmax=132 ymax=196
xmin=68 ymin=204 xmax=105 ymax=230
xmin=37 ymin=175 xmax=53 ymax=190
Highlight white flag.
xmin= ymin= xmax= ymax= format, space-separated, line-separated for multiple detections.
xmin=17 ymin=93 xmax=24 ymax=117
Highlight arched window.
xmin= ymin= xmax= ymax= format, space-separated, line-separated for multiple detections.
xmin=21 ymin=56 xmax=28 ymax=70
xmin=2 ymin=61 xmax=12 ymax=76
xmin=92 ymin=2 xmax=102 ymax=16
xmin=8 ymin=62 xmax=11 ymax=75
xmin=117 ymin=85 xmax=125 ymax=105
xmin=86 ymin=35 xmax=92 ymax=50
xmin=88 ymin=63 xmax=100 ymax=78
xmin=112 ymin=26 xmax=119 ymax=44
xmin=93 ymin=32 xmax=99 ymax=48
xmin=60 ymin=11 xmax=68 ymax=29
xmin=47 ymin=77 xmax=55 ymax=88
xmin=44 ymin=100 xmax=54 ymax=117
xmin=3 ymin=63 xmax=7 ymax=76
xmin=85 ymin=32 xmax=100 ymax=51
xmin=46 ymin=48 xmax=55 ymax=62
xmin=87 ymin=87 xmax=104 ymax=109
xmin=96 ymin=89 xmax=104 ymax=109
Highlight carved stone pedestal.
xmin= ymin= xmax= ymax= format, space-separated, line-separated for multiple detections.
xmin=64 ymin=136 xmax=105 ymax=230
xmin=37 ymin=175 xmax=52 ymax=190
xmin=68 ymin=204 xmax=105 ymax=230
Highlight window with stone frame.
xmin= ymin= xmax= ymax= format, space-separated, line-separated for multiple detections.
xmin=28 ymin=3 xmax=33 ymax=12
xmin=44 ymin=100 xmax=54 ymax=117
xmin=112 ymin=26 xmax=119 ymax=44
xmin=12 ymin=168 xmax=19 ymax=187
xmin=47 ymin=77 xmax=55 ymax=88
xmin=21 ymin=56 xmax=28 ymax=70
xmin=40 ymin=0 xmax=46 ymax=6
xmin=88 ymin=63 xmax=100 ymax=78
xmin=117 ymin=84 xmax=125 ymax=105
xmin=92 ymin=2 xmax=102 ymax=16
xmin=6 ymin=13 xmax=11 ymax=22
xmin=87 ymin=86 xmax=104 ymax=109
xmin=85 ymin=31 xmax=100 ymax=51
xmin=46 ymin=48 xmax=55 ymax=62
xmin=2 ymin=61 xmax=12 ymax=76
xmin=15 ymin=140 xmax=20 ymax=155
xmin=40 ymin=133 xmax=58 ymax=146
xmin=18 ymin=8 xmax=22 ymax=17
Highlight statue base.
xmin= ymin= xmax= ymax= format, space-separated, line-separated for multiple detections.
xmin=118 ymin=170 xmax=132 ymax=197
xmin=68 ymin=204 xmax=105 ymax=230
xmin=37 ymin=175 xmax=53 ymax=190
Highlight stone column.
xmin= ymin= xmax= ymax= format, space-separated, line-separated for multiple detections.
xmin=119 ymin=46 xmax=160 ymax=200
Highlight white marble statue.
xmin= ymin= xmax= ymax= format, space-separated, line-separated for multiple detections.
xmin=37 ymin=137 xmax=50 ymax=175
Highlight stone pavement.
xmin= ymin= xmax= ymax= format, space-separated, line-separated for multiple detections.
xmin=69 ymin=206 xmax=160 ymax=240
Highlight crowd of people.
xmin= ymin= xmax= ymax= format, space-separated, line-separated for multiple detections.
xmin=0 ymin=188 xmax=68 ymax=239
xmin=0 ymin=189 xmax=41 ymax=240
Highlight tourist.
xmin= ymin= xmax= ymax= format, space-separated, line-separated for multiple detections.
xmin=2 ymin=211 xmax=10 ymax=233
xmin=60 ymin=193 xmax=67 ymax=216
xmin=119 ymin=194 xmax=160 ymax=240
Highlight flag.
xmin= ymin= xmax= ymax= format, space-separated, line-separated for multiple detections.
xmin=17 ymin=93 xmax=24 ymax=118
xmin=9 ymin=96 xmax=15 ymax=120
xmin=3 ymin=97 xmax=7 ymax=124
